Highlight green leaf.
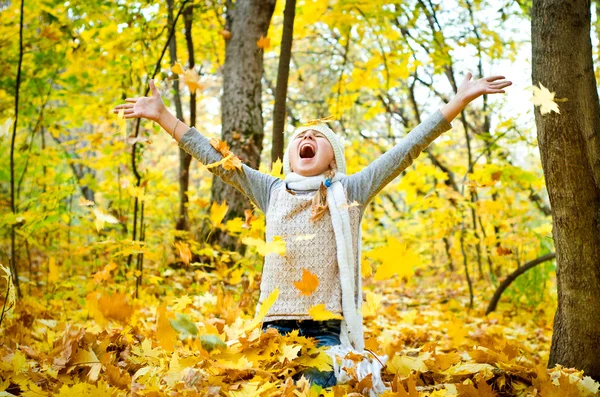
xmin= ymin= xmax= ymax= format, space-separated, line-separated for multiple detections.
xmin=169 ymin=313 xmax=198 ymax=339
xmin=199 ymin=335 xmax=227 ymax=352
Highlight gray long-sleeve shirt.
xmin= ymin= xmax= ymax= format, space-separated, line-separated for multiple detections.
xmin=178 ymin=108 xmax=453 ymax=215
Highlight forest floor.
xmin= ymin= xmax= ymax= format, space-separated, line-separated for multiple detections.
xmin=0 ymin=263 xmax=598 ymax=396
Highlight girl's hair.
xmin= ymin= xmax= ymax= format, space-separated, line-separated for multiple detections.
xmin=309 ymin=162 xmax=336 ymax=222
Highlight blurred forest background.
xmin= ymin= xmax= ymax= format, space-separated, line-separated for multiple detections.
xmin=1 ymin=0 xmax=599 ymax=395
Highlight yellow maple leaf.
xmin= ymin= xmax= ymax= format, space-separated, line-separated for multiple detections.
xmin=171 ymin=61 xmax=184 ymax=75
xmin=294 ymin=268 xmax=319 ymax=296
xmin=368 ymin=238 xmax=419 ymax=282
xmin=209 ymin=201 xmax=228 ymax=227
xmin=531 ymin=81 xmax=561 ymax=115
xmin=278 ymin=343 xmax=302 ymax=363
xmin=171 ymin=295 xmax=193 ymax=312
xmin=242 ymin=236 xmax=286 ymax=256
xmin=361 ymin=290 xmax=382 ymax=318
xmin=208 ymin=137 xmax=243 ymax=170
xmin=301 ymin=115 xmax=335 ymax=127
xmin=184 ymin=68 xmax=203 ymax=92
xmin=256 ymin=35 xmax=270 ymax=49
xmin=308 ymin=303 xmax=343 ymax=320
xmin=244 ymin=287 xmax=279 ymax=332
xmin=270 ymin=158 xmax=283 ymax=177
xmin=222 ymin=154 xmax=242 ymax=170
xmin=174 ymin=241 xmax=192 ymax=265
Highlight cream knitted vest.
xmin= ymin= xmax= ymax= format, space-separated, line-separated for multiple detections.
xmin=258 ymin=185 xmax=361 ymax=321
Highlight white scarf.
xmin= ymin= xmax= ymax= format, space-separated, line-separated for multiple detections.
xmin=284 ymin=172 xmax=390 ymax=396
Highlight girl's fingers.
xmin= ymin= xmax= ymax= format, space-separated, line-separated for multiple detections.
xmin=125 ymin=98 xmax=140 ymax=103
xmin=113 ymin=103 xmax=134 ymax=110
xmin=485 ymin=75 xmax=505 ymax=82
xmin=150 ymin=79 xmax=159 ymax=96
xmin=124 ymin=113 xmax=139 ymax=119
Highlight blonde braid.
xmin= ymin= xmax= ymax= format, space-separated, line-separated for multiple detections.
xmin=309 ymin=164 xmax=336 ymax=223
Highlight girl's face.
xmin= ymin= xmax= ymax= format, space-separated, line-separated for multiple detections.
xmin=289 ymin=129 xmax=335 ymax=176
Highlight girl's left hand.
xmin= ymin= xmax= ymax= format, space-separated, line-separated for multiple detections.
xmin=456 ymin=73 xmax=512 ymax=104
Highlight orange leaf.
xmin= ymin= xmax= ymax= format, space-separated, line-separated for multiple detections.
xmin=220 ymin=29 xmax=232 ymax=40
xmin=256 ymin=35 xmax=270 ymax=49
xmin=243 ymin=209 xmax=258 ymax=229
xmin=171 ymin=61 xmax=184 ymax=75
xmin=184 ymin=68 xmax=203 ymax=92
xmin=294 ymin=268 xmax=319 ymax=296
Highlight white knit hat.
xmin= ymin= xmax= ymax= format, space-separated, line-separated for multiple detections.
xmin=282 ymin=123 xmax=346 ymax=175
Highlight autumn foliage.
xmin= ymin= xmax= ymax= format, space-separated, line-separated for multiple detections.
xmin=1 ymin=0 xmax=599 ymax=396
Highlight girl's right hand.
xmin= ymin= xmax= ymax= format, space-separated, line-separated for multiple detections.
xmin=112 ymin=79 xmax=166 ymax=122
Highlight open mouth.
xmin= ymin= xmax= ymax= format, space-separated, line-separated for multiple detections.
xmin=299 ymin=143 xmax=316 ymax=159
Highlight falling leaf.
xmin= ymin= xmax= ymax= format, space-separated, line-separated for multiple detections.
xmin=93 ymin=208 xmax=119 ymax=232
xmin=531 ymin=82 xmax=560 ymax=115
xmin=308 ymin=304 xmax=343 ymax=320
xmin=0 ymin=118 xmax=12 ymax=138
xmin=199 ymin=335 xmax=227 ymax=352
xmin=244 ymin=287 xmax=279 ymax=332
xmin=78 ymin=196 xmax=95 ymax=207
xmin=368 ymin=238 xmax=419 ymax=282
xmin=242 ymin=236 xmax=286 ymax=256
xmin=301 ymin=115 xmax=335 ymax=127
xmin=341 ymin=200 xmax=360 ymax=210
xmin=171 ymin=61 xmax=184 ymax=75
xmin=206 ymin=153 xmax=233 ymax=169
xmin=270 ymin=158 xmax=283 ymax=177
xmin=208 ymin=137 xmax=243 ymax=170
xmin=220 ymin=29 xmax=232 ymax=40
xmin=256 ymin=35 xmax=270 ymax=49
xmin=243 ymin=209 xmax=258 ymax=229
xmin=294 ymin=268 xmax=319 ymax=296
xmin=169 ymin=313 xmax=199 ymax=339
xmin=295 ymin=234 xmax=315 ymax=241
xmin=184 ymin=68 xmax=203 ymax=92
xmin=174 ymin=241 xmax=192 ymax=265
xmin=209 ymin=201 xmax=228 ymax=227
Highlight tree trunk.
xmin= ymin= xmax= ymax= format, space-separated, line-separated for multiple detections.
xmin=271 ymin=0 xmax=296 ymax=164
xmin=210 ymin=0 xmax=277 ymax=250
xmin=532 ymin=0 xmax=600 ymax=381
xmin=176 ymin=3 xmax=195 ymax=232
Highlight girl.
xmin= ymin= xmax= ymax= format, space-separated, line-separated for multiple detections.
xmin=113 ymin=72 xmax=511 ymax=393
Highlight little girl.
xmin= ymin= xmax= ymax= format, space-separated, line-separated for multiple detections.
xmin=113 ymin=73 xmax=511 ymax=393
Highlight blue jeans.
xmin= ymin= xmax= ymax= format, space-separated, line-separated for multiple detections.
xmin=261 ymin=319 xmax=341 ymax=388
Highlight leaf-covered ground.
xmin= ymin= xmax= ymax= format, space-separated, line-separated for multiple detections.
xmin=1 ymin=264 xmax=598 ymax=397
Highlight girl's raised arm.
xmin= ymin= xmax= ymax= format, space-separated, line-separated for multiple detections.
xmin=343 ymin=73 xmax=511 ymax=206
xmin=113 ymin=79 xmax=282 ymax=214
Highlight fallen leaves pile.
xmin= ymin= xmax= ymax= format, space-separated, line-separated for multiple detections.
xmin=1 ymin=262 xmax=599 ymax=397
